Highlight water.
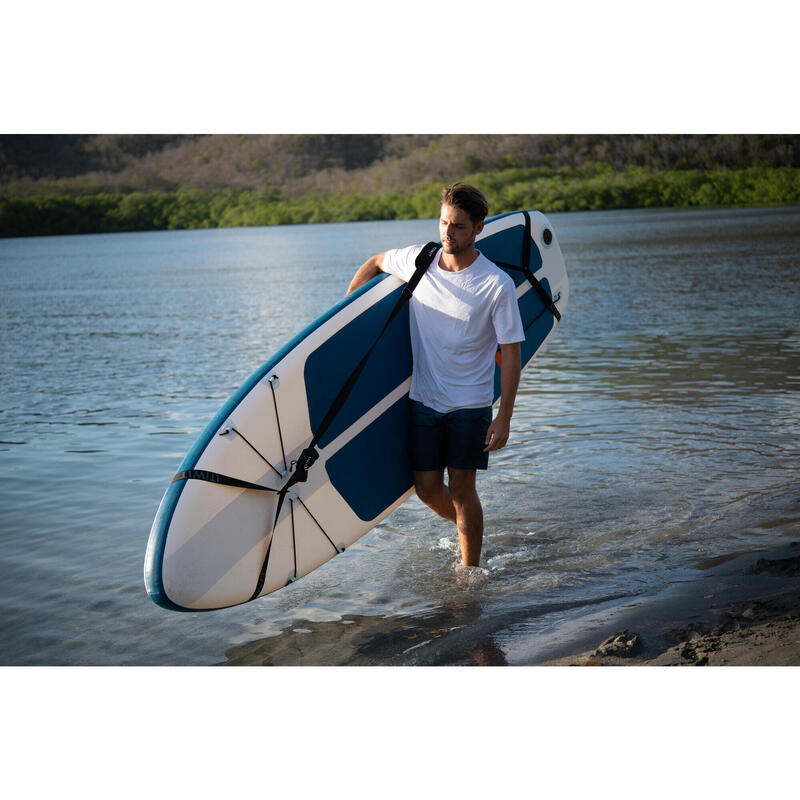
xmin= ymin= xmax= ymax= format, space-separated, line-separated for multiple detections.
xmin=1 ymin=207 xmax=799 ymax=665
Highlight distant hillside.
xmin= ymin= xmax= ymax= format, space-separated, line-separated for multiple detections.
xmin=3 ymin=135 xmax=799 ymax=237
xmin=2 ymin=134 xmax=799 ymax=198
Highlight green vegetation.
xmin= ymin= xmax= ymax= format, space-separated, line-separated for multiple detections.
xmin=1 ymin=165 xmax=798 ymax=238
xmin=1 ymin=135 xmax=799 ymax=237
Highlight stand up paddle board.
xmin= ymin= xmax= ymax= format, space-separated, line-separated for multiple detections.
xmin=144 ymin=209 xmax=569 ymax=610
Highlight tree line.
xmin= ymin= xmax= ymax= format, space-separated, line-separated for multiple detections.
xmin=2 ymin=164 xmax=798 ymax=238
xmin=3 ymin=134 xmax=800 ymax=196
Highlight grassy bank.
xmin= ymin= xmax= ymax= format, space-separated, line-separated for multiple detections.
xmin=2 ymin=164 xmax=799 ymax=238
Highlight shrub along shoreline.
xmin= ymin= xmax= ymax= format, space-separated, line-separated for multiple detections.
xmin=1 ymin=164 xmax=798 ymax=238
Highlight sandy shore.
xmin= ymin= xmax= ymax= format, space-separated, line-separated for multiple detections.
xmin=534 ymin=540 xmax=800 ymax=666
xmin=217 ymin=539 xmax=800 ymax=666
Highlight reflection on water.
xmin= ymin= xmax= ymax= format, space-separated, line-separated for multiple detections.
xmin=217 ymin=591 xmax=635 ymax=667
xmin=217 ymin=604 xmax=500 ymax=667
xmin=1 ymin=207 xmax=799 ymax=665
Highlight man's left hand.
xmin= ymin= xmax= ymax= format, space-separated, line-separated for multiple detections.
xmin=484 ymin=416 xmax=511 ymax=452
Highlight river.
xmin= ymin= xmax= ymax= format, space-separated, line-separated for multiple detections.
xmin=1 ymin=205 xmax=798 ymax=665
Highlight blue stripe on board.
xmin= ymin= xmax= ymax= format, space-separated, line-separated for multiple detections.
xmin=304 ymin=287 xmax=413 ymax=451
xmin=325 ymin=395 xmax=413 ymax=521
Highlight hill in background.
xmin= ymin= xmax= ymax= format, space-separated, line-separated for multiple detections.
xmin=2 ymin=135 xmax=799 ymax=237
xmin=3 ymin=134 xmax=799 ymax=197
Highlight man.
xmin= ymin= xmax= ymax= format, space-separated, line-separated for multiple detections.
xmin=346 ymin=184 xmax=523 ymax=568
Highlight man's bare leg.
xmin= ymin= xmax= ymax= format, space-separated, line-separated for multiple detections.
xmin=414 ymin=468 xmax=483 ymax=566
xmin=448 ymin=468 xmax=483 ymax=566
xmin=414 ymin=470 xmax=456 ymax=525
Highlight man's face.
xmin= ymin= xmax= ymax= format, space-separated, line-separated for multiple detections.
xmin=439 ymin=203 xmax=483 ymax=255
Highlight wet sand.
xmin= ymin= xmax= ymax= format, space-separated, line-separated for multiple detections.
xmin=533 ymin=541 xmax=800 ymax=666
xmin=217 ymin=540 xmax=800 ymax=666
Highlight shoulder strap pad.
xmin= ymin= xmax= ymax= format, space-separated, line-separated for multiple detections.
xmin=404 ymin=241 xmax=439 ymax=297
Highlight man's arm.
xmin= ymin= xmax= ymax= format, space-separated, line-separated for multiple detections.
xmin=346 ymin=253 xmax=386 ymax=295
xmin=484 ymin=341 xmax=522 ymax=452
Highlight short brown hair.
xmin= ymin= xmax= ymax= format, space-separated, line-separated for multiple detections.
xmin=441 ymin=183 xmax=489 ymax=224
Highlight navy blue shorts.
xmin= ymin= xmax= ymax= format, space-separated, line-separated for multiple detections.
xmin=409 ymin=400 xmax=492 ymax=472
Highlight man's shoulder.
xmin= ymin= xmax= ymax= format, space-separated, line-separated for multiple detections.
xmin=387 ymin=243 xmax=425 ymax=261
xmin=383 ymin=243 xmax=436 ymax=281
xmin=475 ymin=250 xmax=501 ymax=272
xmin=476 ymin=252 xmax=515 ymax=286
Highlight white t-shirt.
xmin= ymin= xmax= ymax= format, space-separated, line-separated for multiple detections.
xmin=382 ymin=244 xmax=524 ymax=413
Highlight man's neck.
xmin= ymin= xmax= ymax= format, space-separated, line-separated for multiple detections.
xmin=438 ymin=247 xmax=480 ymax=272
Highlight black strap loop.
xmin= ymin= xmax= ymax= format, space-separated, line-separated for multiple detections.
xmin=498 ymin=211 xmax=561 ymax=323
xmin=171 ymin=469 xmax=279 ymax=493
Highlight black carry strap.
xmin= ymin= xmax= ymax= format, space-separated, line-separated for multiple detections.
xmin=494 ymin=211 xmax=561 ymax=323
xmin=521 ymin=211 xmax=561 ymax=322
xmin=174 ymin=241 xmax=439 ymax=498
xmin=275 ymin=240 xmax=439 ymax=502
